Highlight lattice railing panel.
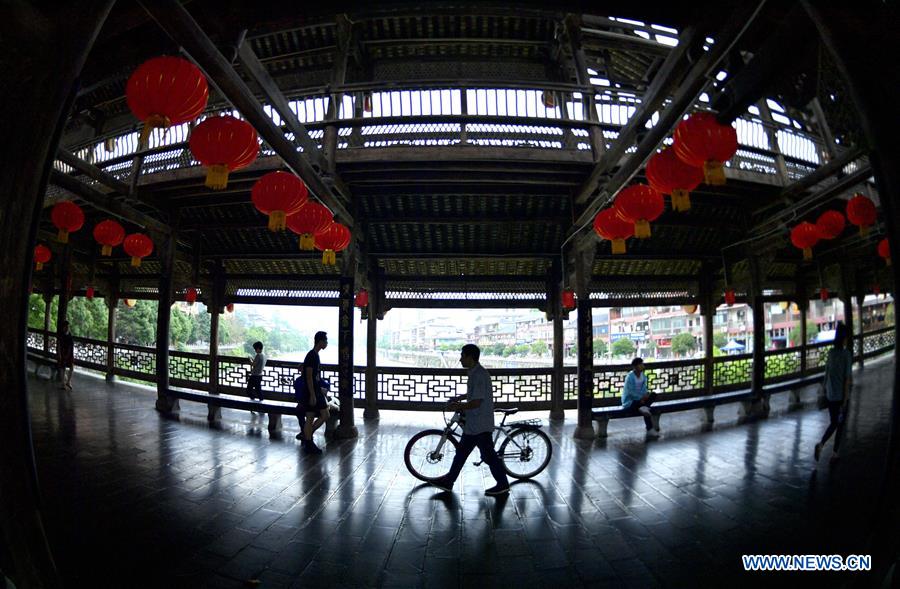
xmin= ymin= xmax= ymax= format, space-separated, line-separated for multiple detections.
xmin=591 ymin=360 xmax=704 ymax=400
xmin=713 ymin=354 xmax=753 ymax=389
xmin=763 ymin=348 xmax=802 ymax=382
xmin=73 ymin=336 xmax=107 ymax=368
xmin=169 ymin=352 xmax=209 ymax=384
xmin=216 ymin=356 xmax=363 ymax=401
xmin=863 ymin=328 xmax=895 ymax=355
xmin=805 ymin=343 xmax=830 ymax=373
xmin=113 ymin=343 xmax=156 ymax=379
xmin=26 ymin=330 xmax=44 ymax=351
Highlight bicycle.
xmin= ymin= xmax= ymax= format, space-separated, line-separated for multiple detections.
xmin=403 ymin=399 xmax=552 ymax=482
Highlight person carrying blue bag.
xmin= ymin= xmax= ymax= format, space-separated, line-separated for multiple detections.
xmin=294 ymin=331 xmax=330 ymax=454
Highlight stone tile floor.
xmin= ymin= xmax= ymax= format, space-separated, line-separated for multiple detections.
xmin=27 ymin=355 xmax=895 ymax=588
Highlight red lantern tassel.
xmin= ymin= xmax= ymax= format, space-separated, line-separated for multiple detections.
xmin=887 ymin=257 xmax=892 ymax=267
xmin=672 ymin=189 xmax=691 ymax=212
xmin=802 ymin=247 xmax=812 ymax=261
xmin=703 ymin=160 xmax=726 ymax=185
xmin=299 ymin=234 xmax=315 ymax=250
xmin=634 ymin=219 xmax=651 ymax=239
xmin=101 ymin=244 xmax=112 ymax=256
xmin=321 ymin=249 xmax=336 ymax=265
xmin=139 ymin=114 xmax=171 ymax=148
xmin=268 ymin=210 xmax=286 ymax=232
xmin=820 ymin=288 xmax=829 ymax=301
xmin=131 ymin=256 xmax=141 ymax=268
xmin=859 ymin=225 xmax=870 ymax=237
xmin=205 ymin=164 xmax=230 ymax=190
xmin=57 ymin=229 xmax=69 ymax=243
xmin=611 ymin=238 xmax=626 ymax=255
xmin=35 ymin=262 xmax=44 ymax=271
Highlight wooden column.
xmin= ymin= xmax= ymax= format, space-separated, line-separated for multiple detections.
xmin=855 ymin=272 xmax=866 ymax=366
xmin=335 ymin=275 xmax=358 ymax=438
xmin=840 ymin=263 xmax=855 ymax=360
xmin=564 ymin=14 xmax=606 ymax=161
xmin=42 ymin=294 xmax=52 ymax=354
xmin=154 ymin=232 xmax=177 ymax=413
xmin=0 ymin=2 xmax=114 ymax=586
xmin=55 ymin=245 xmax=72 ymax=381
xmin=799 ymin=296 xmax=808 ymax=375
xmin=748 ymin=255 xmax=768 ymax=414
xmin=572 ymin=248 xmax=595 ymax=439
xmin=757 ymin=100 xmax=791 ymax=184
xmin=700 ymin=262 xmax=715 ymax=394
xmin=105 ymin=276 xmax=118 ymax=383
xmin=207 ymin=261 xmax=225 ymax=395
xmin=548 ymin=260 xmax=565 ymax=421
xmin=323 ymin=15 xmax=352 ymax=172
xmin=364 ymin=306 xmax=379 ymax=420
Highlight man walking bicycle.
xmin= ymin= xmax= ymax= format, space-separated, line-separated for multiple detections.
xmin=431 ymin=344 xmax=510 ymax=496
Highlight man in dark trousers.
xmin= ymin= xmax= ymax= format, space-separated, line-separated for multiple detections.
xmin=297 ymin=331 xmax=329 ymax=454
xmin=246 ymin=341 xmax=266 ymax=401
xmin=431 ymin=344 xmax=510 ymax=496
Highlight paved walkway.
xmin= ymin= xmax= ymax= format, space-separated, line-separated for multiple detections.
xmin=27 ymin=355 xmax=895 ymax=588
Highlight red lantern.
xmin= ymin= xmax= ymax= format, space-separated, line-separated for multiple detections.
xmin=592 ymin=208 xmax=634 ymax=254
xmin=124 ymin=299 xmax=137 ymax=308
xmin=645 ymin=148 xmax=704 ymax=212
xmin=682 ymin=304 xmax=698 ymax=314
xmin=724 ymin=288 xmax=736 ymax=306
xmin=815 ymin=210 xmax=845 ymax=240
xmin=820 ymin=288 xmax=829 ymax=302
xmin=613 ymin=184 xmax=664 ymax=238
xmin=226 ymin=303 xmax=235 ymax=313
xmin=673 ymin=112 xmax=738 ymax=185
xmin=790 ymin=222 xmax=820 ymax=261
xmin=86 ymin=286 xmax=95 ymax=300
xmin=561 ymin=289 xmax=576 ymax=310
xmin=189 ymin=115 xmax=259 ymax=190
xmin=314 ymin=222 xmax=351 ymax=266
xmin=34 ymin=244 xmax=51 ymax=271
xmin=185 ymin=287 xmax=198 ymax=305
xmin=363 ymin=93 xmax=373 ymax=113
xmin=251 ymin=171 xmax=309 ymax=231
xmin=93 ymin=219 xmax=126 ymax=256
xmin=51 ymin=201 xmax=85 ymax=243
xmin=878 ymin=238 xmax=891 ymax=266
xmin=354 ymin=289 xmax=369 ymax=308
xmin=123 ymin=233 xmax=154 ymax=267
xmin=126 ymin=56 xmax=209 ymax=146
xmin=846 ymin=194 xmax=877 ymax=236
xmin=286 ymin=202 xmax=333 ymax=250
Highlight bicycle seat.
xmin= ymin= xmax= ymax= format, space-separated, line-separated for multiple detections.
xmin=494 ymin=408 xmax=518 ymax=415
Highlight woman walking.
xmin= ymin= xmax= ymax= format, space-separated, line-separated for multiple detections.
xmin=815 ymin=322 xmax=852 ymax=464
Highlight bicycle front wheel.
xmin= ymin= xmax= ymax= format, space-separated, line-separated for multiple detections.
xmin=404 ymin=429 xmax=459 ymax=482
xmin=499 ymin=428 xmax=552 ymax=480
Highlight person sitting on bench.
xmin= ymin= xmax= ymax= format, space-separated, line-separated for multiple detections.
xmin=621 ymin=357 xmax=659 ymax=436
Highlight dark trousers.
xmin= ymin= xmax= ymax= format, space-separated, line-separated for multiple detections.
xmin=247 ymin=375 xmax=263 ymax=400
xmin=446 ymin=431 xmax=509 ymax=487
xmin=820 ymin=400 xmax=846 ymax=451
xmin=625 ymin=392 xmax=658 ymax=430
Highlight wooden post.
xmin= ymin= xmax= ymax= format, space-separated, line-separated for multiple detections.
xmin=335 ymin=275 xmax=358 ymax=438
xmin=0 ymin=2 xmax=114 ymax=586
xmin=855 ymin=272 xmax=866 ymax=366
xmin=564 ymin=14 xmax=606 ymax=161
xmin=747 ymin=255 xmax=769 ymax=417
xmin=757 ymin=100 xmax=791 ymax=184
xmin=548 ymin=260 xmax=565 ymax=420
xmin=364 ymin=305 xmax=379 ymax=420
xmin=105 ymin=276 xmax=118 ymax=383
xmin=42 ymin=294 xmax=52 ymax=354
xmin=55 ymin=244 xmax=72 ymax=381
xmin=154 ymin=232 xmax=177 ymax=414
xmin=700 ymin=262 xmax=715 ymax=394
xmin=840 ymin=263 xmax=855 ymax=360
xmin=572 ymin=248 xmax=595 ymax=439
xmin=799 ymin=295 xmax=808 ymax=375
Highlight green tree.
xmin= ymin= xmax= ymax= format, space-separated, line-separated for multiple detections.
xmin=611 ymin=337 xmax=635 ymax=357
xmin=67 ymin=297 xmax=108 ymax=339
xmin=116 ymin=300 xmax=157 ymax=346
xmin=189 ymin=309 xmax=211 ymax=344
xmin=592 ymin=337 xmax=608 ymax=358
xmin=514 ymin=343 xmax=530 ymax=356
xmin=489 ymin=343 xmax=505 ymax=356
xmin=170 ymin=306 xmax=192 ymax=346
xmin=713 ymin=332 xmax=728 ymax=350
xmin=502 ymin=345 xmax=515 ymax=357
xmin=886 ymin=302 xmax=895 ymax=326
xmin=670 ymin=332 xmax=697 ymax=357
xmin=244 ymin=326 xmax=269 ymax=355
xmin=531 ymin=340 xmax=548 ymax=356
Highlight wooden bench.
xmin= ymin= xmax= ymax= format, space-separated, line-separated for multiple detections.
xmin=163 ymin=388 xmax=341 ymax=437
xmin=27 ymin=351 xmax=58 ymax=380
xmin=590 ymin=376 xmax=820 ymax=437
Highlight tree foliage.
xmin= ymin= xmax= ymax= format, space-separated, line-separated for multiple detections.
xmin=611 ymin=337 xmax=636 ymax=357
xmin=670 ymin=332 xmax=697 ymax=357
xmin=531 ymin=340 xmax=548 ymax=356
xmin=592 ymin=337 xmax=608 ymax=358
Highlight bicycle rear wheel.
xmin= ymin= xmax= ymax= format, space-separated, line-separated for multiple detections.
xmin=499 ymin=427 xmax=552 ymax=480
xmin=404 ymin=429 xmax=459 ymax=482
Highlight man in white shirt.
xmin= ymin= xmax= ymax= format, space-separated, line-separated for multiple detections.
xmin=431 ymin=344 xmax=510 ymax=496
